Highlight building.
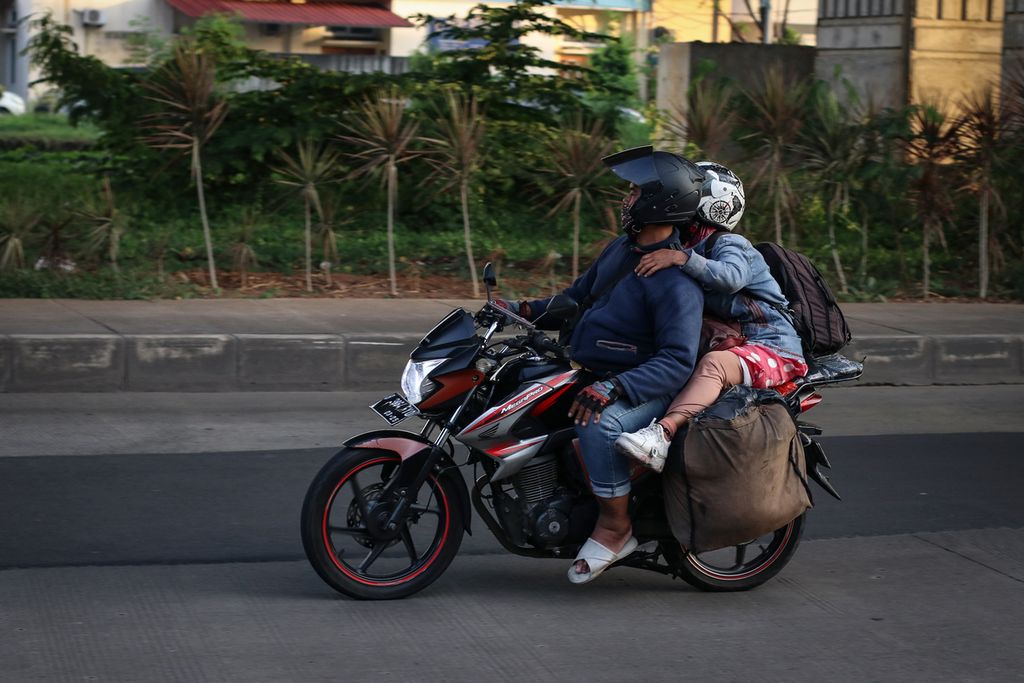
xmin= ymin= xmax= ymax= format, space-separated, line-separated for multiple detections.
xmin=816 ymin=0 xmax=1006 ymax=108
xmin=1 ymin=0 xmax=411 ymax=104
xmin=3 ymin=0 xmax=742 ymax=107
xmin=726 ymin=0 xmax=819 ymax=45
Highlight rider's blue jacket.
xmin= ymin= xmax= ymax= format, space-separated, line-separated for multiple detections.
xmin=527 ymin=230 xmax=703 ymax=405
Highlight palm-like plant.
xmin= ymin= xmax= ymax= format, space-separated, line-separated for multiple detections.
xmin=545 ymin=114 xmax=617 ymax=280
xmin=273 ymin=139 xmax=342 ymax=293
xmin=956 ymin=86 xmax=1010 ymax=299
xmin=316 ymin=190 xmax=350 ymax=288
xmin=796 ymin=87 xmax=868 ymax=294
xmin=338 ymin=86 xmax=421 ymax=297
xmin=424 ymin=90 xmax=486 ymax=297
xmin=901 ymin=103 xmax=962 ymax=299
xmin=141 ymin=38 xmax=228 ymax=291
xmin=230 ymin=207 xmax=259 ymax=289
xmin=0 ymin=200 xmax=42 ymax=271
xmin=661 ymin=77 xmax=737 ymax=160
xmin=739 ymin=65 xmax=809 ymax=245
xmin=80 ymin=176 xmax=127 ymax=273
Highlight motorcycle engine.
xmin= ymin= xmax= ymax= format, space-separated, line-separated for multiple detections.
xmin=526 ymin=494 xmax=574 ymax=546
xmin=512 ymin=454 xmax=597 ymax=548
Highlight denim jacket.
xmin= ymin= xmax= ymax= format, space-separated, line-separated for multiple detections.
xmin=680 ymin=232 xmax=804 ymax=360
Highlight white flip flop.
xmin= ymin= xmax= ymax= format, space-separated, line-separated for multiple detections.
xmin=567 ymin=536 xmax=639 ymax=585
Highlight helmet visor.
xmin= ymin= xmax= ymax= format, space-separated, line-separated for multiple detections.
xmin=602 ymin=146 xmax=660 ymax=188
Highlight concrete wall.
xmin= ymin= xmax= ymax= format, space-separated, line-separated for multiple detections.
xmin=656 ymin=41 xmax=816 ymax=114
xmin=910 ymin=1 xmax=1005 ymax=105
xmin=816 ymin=17 xmax=906 ymax=107
xmin=817 ymin=0 xmax=1004 ymax=109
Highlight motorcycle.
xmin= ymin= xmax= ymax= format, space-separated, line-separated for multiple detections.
xmin=300 ymin=263 xmax=864 ymax=600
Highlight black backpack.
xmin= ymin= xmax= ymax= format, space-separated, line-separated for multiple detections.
xmin=705 ymin=232 xmax=852 ymax=357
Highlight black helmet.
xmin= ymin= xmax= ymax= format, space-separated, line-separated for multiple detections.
xmin=603 ymin=146 xmax=704 ymax=232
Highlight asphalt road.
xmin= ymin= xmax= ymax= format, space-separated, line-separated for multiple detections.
xmin=1 ymin=388 xmax=1023 ymax=682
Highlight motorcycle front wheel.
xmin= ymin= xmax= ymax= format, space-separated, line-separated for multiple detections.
xmin=666 ymin=514 xmax=805 ymax=592
xmin=301 ymin=447 xmax=465 ymax=600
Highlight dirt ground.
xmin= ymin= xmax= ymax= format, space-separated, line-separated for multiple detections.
xmin=176 ymin=268 xmax=568 ymax=299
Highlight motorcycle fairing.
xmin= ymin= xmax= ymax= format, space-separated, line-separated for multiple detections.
xmin=345 ymin=429 xmax=473 ymax=534
xmin=459 ymin=369 xmax=578 ymax=436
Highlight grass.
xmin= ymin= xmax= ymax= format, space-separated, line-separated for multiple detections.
xmin=0 ymin=113 xmax=101 ymax=144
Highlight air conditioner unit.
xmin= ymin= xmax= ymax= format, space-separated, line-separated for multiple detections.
xmin=81 ymin=9 xmax=106 ymax=27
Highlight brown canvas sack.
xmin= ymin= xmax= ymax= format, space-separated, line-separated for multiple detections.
xmin=662 ymin=387 xmax=813 ymax=553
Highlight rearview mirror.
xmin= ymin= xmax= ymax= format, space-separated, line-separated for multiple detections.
xmin=545 ymin=294 xmax=578 ymax=322
xmin=482 ymin=262 xmax=496 ymax=301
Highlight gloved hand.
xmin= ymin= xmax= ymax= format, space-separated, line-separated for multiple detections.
xmin=493 ymin=299 xmax=520 ymax=315
xmin=493 ymin=299 xmax=532 ymax=320
xmin=569 ymin=378 xmax=623 ymax=426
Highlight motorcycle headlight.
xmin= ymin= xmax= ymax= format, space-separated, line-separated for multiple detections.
xmin=401 ymin=358 xmax=446 ymax=405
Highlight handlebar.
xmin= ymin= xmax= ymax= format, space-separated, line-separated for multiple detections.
xmin=529 ymin=330 xmax=567 ymax=359
xmin=475 ymin=302 xmax=567 ymax=360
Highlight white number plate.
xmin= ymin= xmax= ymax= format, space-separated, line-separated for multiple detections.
xmin=370 ymin=393 xmax=418 ymax=425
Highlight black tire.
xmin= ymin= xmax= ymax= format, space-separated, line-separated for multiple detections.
xmin=665 ymin=514 xmax=805 ymax=592
xmin=301 ymin=447 xmax=465 ymax=600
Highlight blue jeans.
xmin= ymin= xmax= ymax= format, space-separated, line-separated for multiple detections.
xmin=575 ymin=393 xmax=672 ymax=498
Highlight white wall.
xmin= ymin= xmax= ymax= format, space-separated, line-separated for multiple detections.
xmin=16 ymin=0 xmax=174 ymax=102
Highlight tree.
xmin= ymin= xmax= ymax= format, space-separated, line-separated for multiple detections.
xmin=544 ymin=115 xmax=617 ymax=280
xmin=424 ymin=90 xmax=487 ymax=297
xmin=901 ymin=103 xmax=962 ymax=299
xmin=797 ymin=85 xmax=868 ymax=294
xmin=957 ymin=86 xmax=1011 ymax=299
xmin=80 ymin=176 xmax=127 ymax=273
xmin=229 ymin=208 xmax=259 ymax=289
xmin=661 ymin=76 xmax=737 ymax=160
xmin=0 ymin=199 xmax=41 ymax=271
xmin=338 ymin=86 xmax=421 ymax=296
xmin=273 ymin=139 xmax=343 ymax=293
xmin=141 ymin=38 xmax=228 ymax=291
xmin=414 ymin=0 xmax=607 ymax=121
xmin=738 ymin=65 xmax=808 ymax=245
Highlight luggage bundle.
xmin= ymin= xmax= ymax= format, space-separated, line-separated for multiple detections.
xmin=662 ymin=386 xmax=813 ymax=553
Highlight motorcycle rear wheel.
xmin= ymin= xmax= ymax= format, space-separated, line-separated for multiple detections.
xmin=301 ymin=447 xmax=465 ymax=600
xmin=666 ymin=514 xmax=805 ymax=592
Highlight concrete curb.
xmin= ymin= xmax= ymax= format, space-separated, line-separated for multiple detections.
xmin=1 ymin=333 xmax=1022 ymax=392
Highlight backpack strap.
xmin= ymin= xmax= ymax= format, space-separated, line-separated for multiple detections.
xmin=562 ymin=248 xmax=642 ymax=342
xmin=702 ymin=234 xmax=799 ymax=328
xmin=701 ymin=229 xmax=730 ymax=258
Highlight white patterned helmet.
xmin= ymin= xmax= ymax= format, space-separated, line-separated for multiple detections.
xmin=694 ymin=161 xmax=745 ymax=231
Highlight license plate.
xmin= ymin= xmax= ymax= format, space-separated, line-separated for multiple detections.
xmin=370 ymin=393 xmax=418 ymax=425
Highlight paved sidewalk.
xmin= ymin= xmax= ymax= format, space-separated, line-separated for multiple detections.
xmin=0 ymin=299 xmax=1022 ymax=391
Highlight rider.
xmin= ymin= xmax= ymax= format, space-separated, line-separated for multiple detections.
xmin=615 ymin=162 xmax=808 ymax=472
xmin=501 ymin=146 xmax=705 ymax=584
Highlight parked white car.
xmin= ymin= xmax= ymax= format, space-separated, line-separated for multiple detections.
xmin=0 ymin=90 xmax=27 ymax=115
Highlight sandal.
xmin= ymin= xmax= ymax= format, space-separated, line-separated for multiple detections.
xmin=567 ymin=536 xmax=639 ymax=585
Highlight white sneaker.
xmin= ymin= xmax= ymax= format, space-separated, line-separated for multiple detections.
xmin=615 ymin=421 xmax=671 ymax=473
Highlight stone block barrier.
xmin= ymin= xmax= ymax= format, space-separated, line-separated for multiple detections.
xmin=0 ymin=333 xmax=1021 ymax=392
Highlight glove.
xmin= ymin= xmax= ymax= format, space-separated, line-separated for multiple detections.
xmin=493 ymin=299 xmax=532 ymax=320
xmin=493 ymin=299 xmax=520 ymax=315
xmin=569 ymin=378 xmax=623 ymax=426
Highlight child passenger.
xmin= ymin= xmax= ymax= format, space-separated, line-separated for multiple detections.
xmin=614 ymin=162 xmax=808 ymax=472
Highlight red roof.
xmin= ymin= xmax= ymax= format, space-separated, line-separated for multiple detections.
xmin=165 ymin=0 xmax=412 ymax=27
